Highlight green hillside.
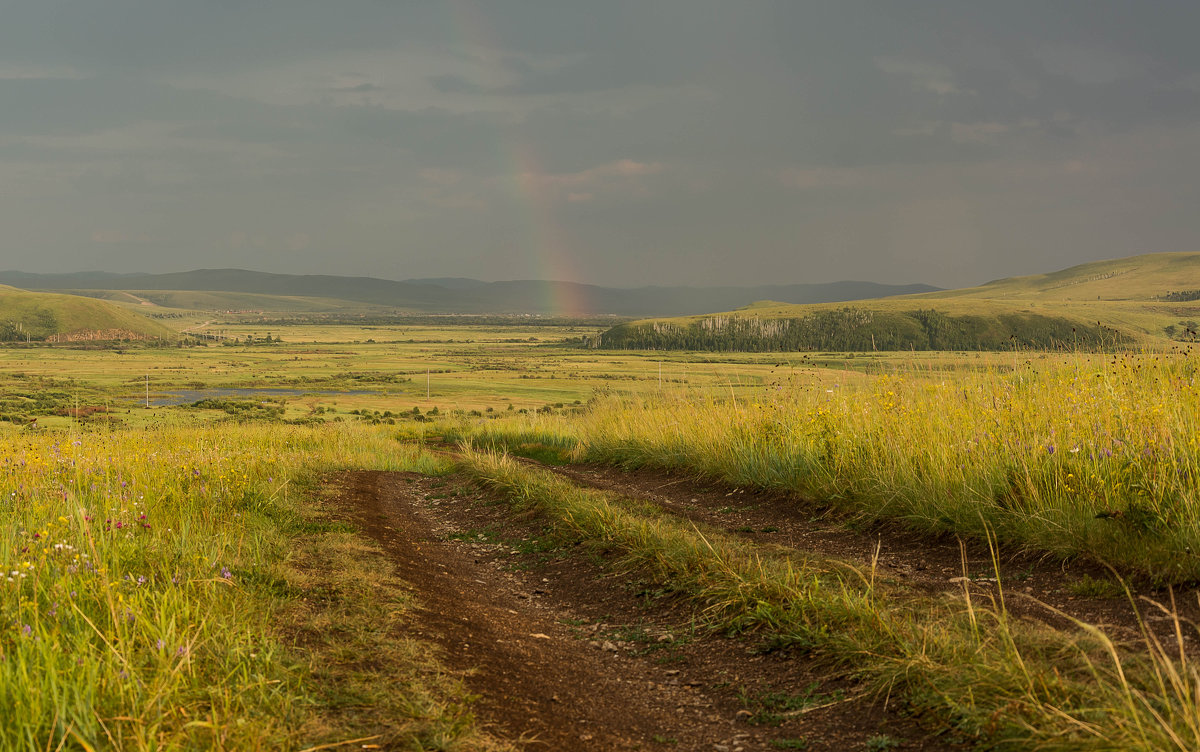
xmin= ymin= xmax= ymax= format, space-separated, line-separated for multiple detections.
xmin=0 ymin=286 xmax=175 ymax=343
xmin=598 ymin=252 xmax=1200 ymax=351
xmin=927 ymin=252 xmax=1200 ymax=301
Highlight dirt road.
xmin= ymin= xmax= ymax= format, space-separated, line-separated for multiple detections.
xmin=326 ymin=470 xmax=956 ymax=751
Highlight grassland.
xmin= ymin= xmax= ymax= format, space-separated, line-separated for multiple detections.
xmin=0 ymin=320 xmax=858 ymax=430
xmin=447 ymin=347 xmax=1200 ymax=582
xmin=3 ymin=316 xmax=1194 ymax=583
xmin=0 ymin=422 xmax=515 ymax=750
xmin=4 ymin=306 xmax=1200 ymax=748
xmin=435 ymin=339 xmax=1200 ymax=747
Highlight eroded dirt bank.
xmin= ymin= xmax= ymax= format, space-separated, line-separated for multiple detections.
xmin=326 ymin=470 xmax=957 ymax=751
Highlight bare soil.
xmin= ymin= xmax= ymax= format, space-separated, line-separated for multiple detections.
xmin=542 ymin=462 xmax=1200 ymax=649
xmin=326 ymin=470 xmax=964 ymax=751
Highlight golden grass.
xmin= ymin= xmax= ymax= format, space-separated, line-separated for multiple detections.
xmin=447 ymin=350 xmax=1200 ymax=582
xmin=0 ymin=422 xmax=492 ymax=750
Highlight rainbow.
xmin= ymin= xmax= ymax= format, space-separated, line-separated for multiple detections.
xmin=443 ymin=0 xmax=591 ymax=316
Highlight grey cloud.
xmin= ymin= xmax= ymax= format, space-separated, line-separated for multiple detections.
xmin=1 ymin=1 xmax=1199 ymax=288
xmin=428 ymin=74 xmax=482 ymax=95
xmin=333 ymin=83 xmax=383 ymax=93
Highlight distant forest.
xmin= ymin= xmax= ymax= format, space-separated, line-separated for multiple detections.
xmin=1161 ymin=290 xmax=1200 ymax=302
xmin=596 ymin=308 xmax=1129 ymax=352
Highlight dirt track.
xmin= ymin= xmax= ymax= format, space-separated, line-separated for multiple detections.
xmin=541 ymin=462 xmax=1200 ymax=647
xmin=325 ymin=460 xmax=1200 ymax=750
xmin=328 ymin=470 xmax=957 ymax=751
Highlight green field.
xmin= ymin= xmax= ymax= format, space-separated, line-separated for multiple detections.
xmin=0 ymin=319 xmax=875 ymax=431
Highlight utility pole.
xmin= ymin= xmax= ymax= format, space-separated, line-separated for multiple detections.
xmin=145 ymin=374 xmax=149 ymax=409
xmin=426 ymin=368 xmax=430 ymax=400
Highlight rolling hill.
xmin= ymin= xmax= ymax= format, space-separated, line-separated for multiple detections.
xmin=923 ymin=252 xmax=1200 ymax=301
xmin=0 ymin=269 xmax=939 ymax=317
xmin=597 ymin=252 xmax=1200 ymax=351
xmin=62 ymin=288 xmax=386 ymax=314
xmin=0 ymin=286 xmax=176 ymax=343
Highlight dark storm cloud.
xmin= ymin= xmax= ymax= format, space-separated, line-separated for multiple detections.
xmin=0 ymin=1 xmax=1198 ymax=287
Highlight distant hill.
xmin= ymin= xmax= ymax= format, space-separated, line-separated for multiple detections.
xmin=597 ymin=252 xmax=1200 ymax=351
xmin=0 ymin=286 xmax=175 ymax=343
xmin=922 ymin=252 xmax=1200 ymax=301
xmin=63 ymin=288 xmax=383 ymax=313
xmin=401 ymin=277 xmax=490 ymax=291
xmin=0 ymin=269 xmax=939 ymax=317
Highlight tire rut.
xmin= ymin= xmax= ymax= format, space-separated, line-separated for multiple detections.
xmin=325 ymin=469 xmax=960 ymax=751
xmin=534 ymin=460 xmax=1200 ymax=652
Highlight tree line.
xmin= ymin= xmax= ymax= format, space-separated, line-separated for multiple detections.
xmin=594 ymin=308 xmax=1130 ymax=352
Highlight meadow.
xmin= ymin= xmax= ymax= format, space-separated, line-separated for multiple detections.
xmin=0 ymin=421 xmax=519 ymax=750
xmin=0 ymin=321 xmax=849 ymax=430
xmin=3 ymin=316 xmax=1200 ymax=749
xmin=453 ymin=347 xmax=1200 ymax=582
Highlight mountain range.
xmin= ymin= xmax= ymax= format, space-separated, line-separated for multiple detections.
xmin=0 ymin=269 xmax=939 ymax=317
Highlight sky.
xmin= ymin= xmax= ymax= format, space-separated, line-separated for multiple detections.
xmin=1 ymin=1 xmax=1198 ymax=289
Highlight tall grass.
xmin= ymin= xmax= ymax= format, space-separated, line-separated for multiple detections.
xmin=461 ymin=448 xmax=1200 ymax=750
xmin=0 ymin=423 xmax=451 ymax=749
xmin=444 ymin=352 xmax=1200 ymax=581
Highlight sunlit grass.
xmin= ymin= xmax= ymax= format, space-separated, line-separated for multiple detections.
xmin=0 ymin=422 xmax=474 ymax=750
xmin=445 ymin=351 xmax=1200 ymax=582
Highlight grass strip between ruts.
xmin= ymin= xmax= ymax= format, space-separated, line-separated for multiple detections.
xmin=458 ymin=444 xmax=1200 ymax=751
